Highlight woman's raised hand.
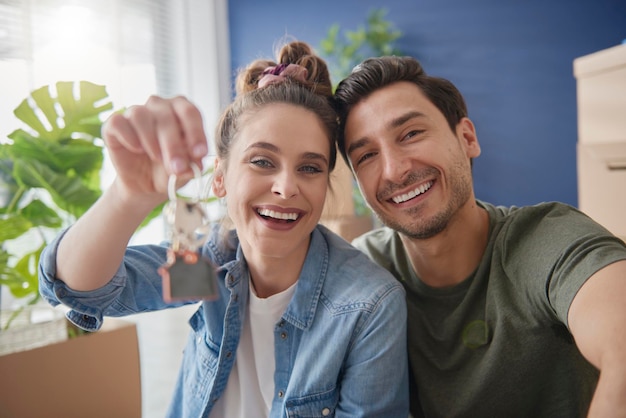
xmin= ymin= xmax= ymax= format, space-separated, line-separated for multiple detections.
xmin=102 ymin=95 xmax=208 ymax=202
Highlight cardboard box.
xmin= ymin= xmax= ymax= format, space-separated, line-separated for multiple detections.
xmin=574 ymin=43 xmax=626 ymax=144
xmin=574 ymin=44 xmax=626 ymax=241
xmin=0 ymin=318 xmax=141 ymax=418
xmin=577 ymin=142 xmax=626 ymax=239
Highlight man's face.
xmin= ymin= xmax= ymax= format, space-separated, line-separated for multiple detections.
xmin=343 ymin=81 xmax=481 ymax=239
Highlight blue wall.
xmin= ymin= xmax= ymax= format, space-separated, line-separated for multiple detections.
xmin=228 ymin=0 xmax=626 ymax=207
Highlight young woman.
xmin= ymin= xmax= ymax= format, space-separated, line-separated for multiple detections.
xmin=38 ymin=41 xmax=409 ymax=417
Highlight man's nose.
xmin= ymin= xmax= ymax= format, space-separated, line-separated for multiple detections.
xmin=381 ymin=147 xmax=411 ymax=183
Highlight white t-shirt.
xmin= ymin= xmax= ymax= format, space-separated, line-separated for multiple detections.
xmin=209 ymin=278 xmax=296 ymax=418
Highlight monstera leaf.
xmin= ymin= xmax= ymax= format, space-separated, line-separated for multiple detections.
xmin=0 ymin=81 xmax=113 ymax=310
xmin=10 ymin=81 xmax=113 ymax=142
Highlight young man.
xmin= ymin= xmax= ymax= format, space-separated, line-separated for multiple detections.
xmin=333 ymin=55 xmax=626 ymax=418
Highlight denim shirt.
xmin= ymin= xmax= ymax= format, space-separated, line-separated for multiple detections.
xmin=39 ymin=224 xmax=409 ymax=418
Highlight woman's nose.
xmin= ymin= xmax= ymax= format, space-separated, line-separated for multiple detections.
xmin=271 ymin=171 xmax=299 ymax=198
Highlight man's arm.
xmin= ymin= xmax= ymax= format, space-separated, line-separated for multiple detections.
xmin=569 ymin=259 xmax=626 ymax=417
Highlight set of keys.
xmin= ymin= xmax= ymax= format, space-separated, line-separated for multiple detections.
xmin=158 ymin=163 xmax=219 ymax=302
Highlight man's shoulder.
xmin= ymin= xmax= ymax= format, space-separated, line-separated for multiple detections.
xmin=349 ymin=226 xmax=411 ymax=282
xmin=481 ymin=200 xmax=583 ymax=225
xmin=352 ymin=226 xmax=398 ymax=249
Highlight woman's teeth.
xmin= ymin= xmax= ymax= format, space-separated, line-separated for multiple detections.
xmin=257 ymin=208 xmax=298 ymax=221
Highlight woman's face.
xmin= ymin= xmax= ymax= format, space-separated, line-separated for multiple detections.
xmin=213 ymin=103 xmax=331 ymax=263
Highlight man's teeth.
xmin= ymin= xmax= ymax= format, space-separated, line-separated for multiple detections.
xmin=392 ymin=181 xmax=433 ymax=204
xmin=257 ymin=208 xmax=298 ymax=221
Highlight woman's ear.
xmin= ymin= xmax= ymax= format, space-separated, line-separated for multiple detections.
xmin=212 ymin=158 xmax=226 ymax=198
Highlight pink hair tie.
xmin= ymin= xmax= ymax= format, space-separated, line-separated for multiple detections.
xmin=258 ymin=63 xmax=308 ymax=88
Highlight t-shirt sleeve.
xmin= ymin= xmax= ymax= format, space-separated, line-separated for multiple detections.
xmin=498 ymin=203 xmax=626 ymax=327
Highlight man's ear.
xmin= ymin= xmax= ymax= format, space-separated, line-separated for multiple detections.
xmin=458 ymin=117 xmax=481 ymax=159
xmin=211 ymin=158 xmax=226 ymax=198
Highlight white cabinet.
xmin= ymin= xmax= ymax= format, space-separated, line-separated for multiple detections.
xmin=574 ymin=43 xmax=626 ymax=240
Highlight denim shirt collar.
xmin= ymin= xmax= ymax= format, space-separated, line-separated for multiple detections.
xmin=283 ymin=227 xmax=329 ymax=330
xmin=212 ymin=226 xmax=329 ymax=331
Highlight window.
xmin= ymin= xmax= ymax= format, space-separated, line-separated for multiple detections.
xmin=0 ymin=0 xmax=230 ymax=143
xmin=0 ymin=0 xmax=230 ymax=240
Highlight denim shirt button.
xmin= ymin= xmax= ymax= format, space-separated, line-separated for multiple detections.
xmin=280 ymin=331 xmax=287 ymax=340
xmin=226 ymin=351 xmax=232 ymax=358
xmin=278 ymin=390 xmax=284 ymax=398
xmin=322 ymin=407 xmax=331 ymax=416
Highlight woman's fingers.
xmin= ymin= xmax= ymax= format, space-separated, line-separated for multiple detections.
xmin=170 ymin=96 xmax=208 ymax=164
xmin=148 ymin=96 xmax=208 ymax=175
xmin=102 ymin=111 xmax=143 ymax=154
xmin=124 ymin=104 xmax=160 ymax=160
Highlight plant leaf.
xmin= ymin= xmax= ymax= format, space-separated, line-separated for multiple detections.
xmin=21 ymin=199 xmax=63 ymax=229
xmin=0 ymin=246 xmax=41 ymax=299
xmin=0 ymin=214 xmax=33 ymax=241
xmin=12 ymin=81 xmax=113 ymax=142
xmin=8 ymin=131 xmax=103 ymax=179
xmin=13 ymin=159 xmax=100 ymax=218
xmin=9 ymin=247 xmax=42 ymax=298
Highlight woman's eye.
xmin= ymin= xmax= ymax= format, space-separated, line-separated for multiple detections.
xmin=250 ymin=158 xmax=273 ymax=168
xmin=300 ymin=165 xmax=323 ymax=174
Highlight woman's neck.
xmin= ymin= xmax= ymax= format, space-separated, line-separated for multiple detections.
xmin=245 ymin=247 xmax=307 ymax=298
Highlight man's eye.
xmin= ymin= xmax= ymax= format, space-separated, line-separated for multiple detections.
xmin=404 ymin=130 xmax=424 ymax=141
xmin=355 ymin=152 xmax=375 ymax=166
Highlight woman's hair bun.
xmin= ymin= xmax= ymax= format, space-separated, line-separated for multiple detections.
xmin=235 ymin=40 xmax=332 ymax=98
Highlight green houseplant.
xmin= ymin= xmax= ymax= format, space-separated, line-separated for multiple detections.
xmin=0 ymin=81 xmax=162 ymax=330
xmin=320 ymin=8 xmax=403 ymax=91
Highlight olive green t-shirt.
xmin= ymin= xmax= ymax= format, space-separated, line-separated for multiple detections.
xmin=353 ymin=201 xmax=626 ymax=418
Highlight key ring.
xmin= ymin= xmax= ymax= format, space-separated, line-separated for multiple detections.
xmin=168 ymin=162 xmax=203 ymax=204
xmin=164 ymin=162 xmax=209 ymax=254
xmin=159 ymin=161 xmax=218 ymax=303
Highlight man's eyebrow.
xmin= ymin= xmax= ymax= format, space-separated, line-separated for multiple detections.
xmin=347 ymin=137 xmax=368 ymax=156
xmin=387 ymin=111 xmax=427 ymax=130
xmin=347 ymin=111 xmax=428 ymax=156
